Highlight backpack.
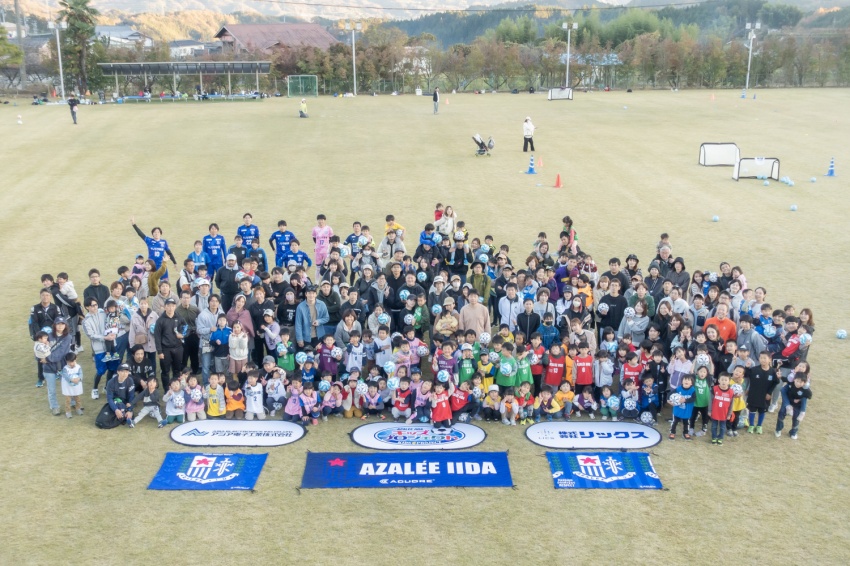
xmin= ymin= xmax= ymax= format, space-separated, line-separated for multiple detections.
xmin=95 ymin=403 xmax=121 ymax=429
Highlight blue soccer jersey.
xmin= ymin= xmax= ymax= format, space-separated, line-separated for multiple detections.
xmin=237 ymin=224 xmax=260 ymax=247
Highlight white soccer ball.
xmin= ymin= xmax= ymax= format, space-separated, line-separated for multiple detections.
xmin=295 ymin=352 xmax=308 ymax=365
xmin=763 ymin=325 xmax=777 ymax=338
xmin=432 ymin=233 xmax=443 ymax=244
xmin=339 ymin=246 xmax=350 ymax=258
xmin=488 ymin=352 xmax=499 ymax=363
xmin=640 ymin=411 xmax=655 ymax=424
xmin=318 ymin=380 xmax=331 ymax=393
xmin=480 ymin=244 xmax=490 ymax=253
xmin=479 ymin=332 xmax=491 ymax=345
xmin=358 ymin=235 xmax=369 ymax=247
xmin=387 ymin=377 xmax=400 ymax=390
xmin=712 ymin=216 xmax=720 ymax=222
xmin=383 ymin=361 xmax=396 ymax=375
xmin=404 ymin=314 xmax=415 ymax=325
xmin=331 ymin=346 xmax=343 ymax=358
xmin=431 ymin=304 xmax=442 ymax=315
xmin=624 ymin=307 xmax=636 ymax=318
xmin=623 ymin=398 xmax=637 ymax=411
xmin=356 ymin=381 xmax=369 ymax=395
xmin=190 ymin=389 xmax=202 ymax=403
xmin=458 ymin=412 xmax=470 ymax=423
xmin=396 ymin=229 xmax=404 ymax=237
xmin=500 ymin=362 xmax=514 ymax=375
xmin=417 ymin=346 xmax=429 ymax=357
xmin=530 ymin=354 xmax=540 ymax=365
xmin=454 ymin=230 xmax=465 ymax=241
xmin=810 ymin=177 xmax=817 ymax=183
xmin=173 ymin=394 xmax=185 ymax=409
xmin=667 ymin=393 xmax=683 ymax=407
xmin=708 ymin=272 xmax=718 ymax=282
xmin=731 ymin=384 xmax=744 ymax=397
xmin=837 ymin=329 xmax=847 ymax=340
xmin=399 ymin=289 xmax=410 ymax=302
xmin=417 ymin=271 xmax=427 ymax=282
xmin=597 ymin=303 xmax=609 ymax=315
xmin=606 ymin=396 xmax=620 ymax=410
xmin=695 ymin=353 xmax=710 ymax=367
xmin=377 ymin=313 xmax=390 ymax=325
xmin=799 ymin=333 xmax=812 ymax=346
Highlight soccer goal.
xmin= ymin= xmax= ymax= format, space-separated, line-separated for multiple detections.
xmin=547 ymin=87 xmax=573 ymax=101
xmin=287 ymin=75 xmax=318 ymax=98
xmin=699 ymin=143 xmax=740 ymax=166
xmin=733 ymin=157 xmax=780 ymax=181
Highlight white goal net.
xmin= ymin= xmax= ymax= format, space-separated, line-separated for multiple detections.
xmin=547 ymin=87 xmax=573 ymax=101
xmin=699 ymin=143 xmax=740 ymax=166
xmin=733 ymin=157 xmax=780 ymax=181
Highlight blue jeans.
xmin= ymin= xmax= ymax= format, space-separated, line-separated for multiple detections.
xmin=43 ymin=371 xmax=59 ymax=410
xmin=711 ymin=418 xmax=727 ymax=440
xmin=201 ymin=350 xmax=213 ymax=386
xmin=115 ymin=333 xmax=129 ymax=363
xmin=775 ymin=404 xmax=801 ymax=436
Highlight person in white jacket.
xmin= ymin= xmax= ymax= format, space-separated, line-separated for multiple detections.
xmin=523 ymin=117 xmax=535 ymax=152
xmin=82 ymin=299 xmax=107 ymax=399
xmin=498 ymin=284 xmax=523 ymax=332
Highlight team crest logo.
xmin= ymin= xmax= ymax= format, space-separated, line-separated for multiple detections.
xmin=350 ymin=422 xmax=486 ymax=451
xmin=374 ymin=426 xmax=466 ymax=446
xmin=177 ymin=455 xmax=240 ymax=484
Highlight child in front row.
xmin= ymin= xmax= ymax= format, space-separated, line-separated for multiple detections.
xmin=299 ymin=382 xmax=321 ymax=425
xmin=533 ymin=386 xmax=562 ymax=422
xmin=431 ymin=379 xmax=454 ymax=429
xmin=244 ymin=371 xmax=266 ymax=421
xmin=134 ymin=378 xmax=163 ymax=426
xmin=709 ymin=372 xmax=734 ymax=445
xmin=283 ymin=376 xmax=304 ymax=422
xmin=60 ymin=352 xmax=84 ymax=418
xmin=205 ymin=373 xmax=227 ymax=418
xmin=224 ymin=378 xmax=245 ymax=420
xmin=500 ymin=387 xmax=519 ymax=425
xmin=184 ymin=375 xmax=206 ymax=422
xmin=413 ymin=380 xmax=433 ymax=423
xmin=163 ymin=379 xmax=187 ymax=425
xmin=599 ymin=386 xmax=618 ymax=421
xmin=690 ymin=365 xmax=712 ymax=436
xmin=481 ymin=385 xmax=501 ymax=421
xmin=574 ymin=385 xmax=598 ymax=419
xmin=322 ymin=382 xmax=344 ymax=421
xmin=669 ymin=374 xmax=695 ymax=440
xmin=775 ymin=372 xmax=812 ymax=440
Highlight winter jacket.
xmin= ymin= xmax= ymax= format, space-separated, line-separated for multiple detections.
xmin=129 ymin=309 xmax=159 ymax=353
xmin=153 ymin=312 xmax=185 ymax=352
xmin=294 ymin=300 xmax=330 ymax=344
xmin=82 ymin=310 xmax=107 ymax=354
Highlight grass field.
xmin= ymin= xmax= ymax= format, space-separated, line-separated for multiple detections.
xmin=4 ymin=89 xmax=850 ymax=565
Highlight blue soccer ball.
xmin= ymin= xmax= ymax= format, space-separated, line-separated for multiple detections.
xmin=606 ymin=396 xmax=620 ymax=410
xmin=399 ymin=290 xmax=410 ymax=302
xmin=358 ymin=235 xmax=369 ymax=247
xmin=383 ymin=361 xmax=396 ymax=375
xmin=318 ymin=380 xmax=331 ymax=393
xmin=800 ymin=333 xmax=812 ymax=346
xmin=417 ymin=272 xmax=427 ymax=282
xmin=432 ymin=233 xmax=443 ymax=245
xmin=763 ymin=325 xmax=777 ymax=338
xmin=387 ymin=377 xmax=400 ymax=390
xmin=837 ymin=329 xmax=848 ymax=340
xmin=339 ymin=246 xmax=350 ymax=258
xmin=480 ymin=244 xmax=490 ymax=254
xmin=437 ymin=370 xmax=450 ymax=383
xmin=478 ymin=254 xmax=489 ymax=263
xmin=500 ymin=362 xmax=514 ymax=375
xmin=431 ymin=304 xmax=442 ymax=315
xmin=712 ymin=215 xmax=720 ymax=222
xmin=295 ymin=352 xmax=308 ymax=365
xmin=276 ymin=343 xmax=286 ymax=354
xmin=377 ymin=313 xmax=390 ymax=325
xmin=790 ymin=205 xmax=798 ymax=211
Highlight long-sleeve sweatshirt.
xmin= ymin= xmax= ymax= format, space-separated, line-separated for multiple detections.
xmin=153 ymin=312 xmax=186 ymax=352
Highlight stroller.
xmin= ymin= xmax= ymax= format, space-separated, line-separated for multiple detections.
xmin=473 ymin=133 xmax=495 ymax=156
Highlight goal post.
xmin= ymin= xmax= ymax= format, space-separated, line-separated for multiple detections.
xmin=733 ymin=157 xmax=780 ymax=181
xmin=287 ymin=75 xmax=318 ymax=98
xmin=547 ymin=87 xmax=573 ymax=101
xmin=699 ymin=143 xmax=740 ymax=166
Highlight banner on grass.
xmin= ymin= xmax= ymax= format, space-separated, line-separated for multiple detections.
xmin=526 ymin=421 xmax=661 ymax=450
xmin=301 ymin=452 xmax=513 ymax=488
xmin=170 ymin=420 xmax=306 ymax=447
xmin=149 ymin=452 xmax=267 ymax=490
xmin=546 ymin=452 xmax=662 ymax=490
xmin=349 ymin=422 xmax=486 ymax=451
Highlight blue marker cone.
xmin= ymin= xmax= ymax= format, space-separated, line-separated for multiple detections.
xmin=826 ymin=158 xmax=836 ymax=177
xmin=526 ymin=155 xmax=537 ymax=175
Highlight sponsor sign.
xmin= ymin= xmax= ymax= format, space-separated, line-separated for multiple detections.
xmin=525 ymin=421 xmax=661 ymax=450
xmin=349 ymin=422 xmax=486 ymax=451
xmin=301 ymin=452 xmax=513 ymax=489
xmin=547 ymin=452 xmax=662 ymax=490
xmin=170 ymin=420 xmax=306 ymax=447
xmin=149 ymin=452 xmax=267 ymax=491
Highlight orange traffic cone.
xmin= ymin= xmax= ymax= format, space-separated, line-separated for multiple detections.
xmin=445 ymin=98 xmax=449 ymax=105
xmin=554 ymin=174 xmax=563 ymax=188
xmin=538 ymin=157 xmax=544 ymax=168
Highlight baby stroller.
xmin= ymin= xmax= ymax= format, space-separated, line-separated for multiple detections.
xmin=473 ymin=133 xmax=495 ymax=156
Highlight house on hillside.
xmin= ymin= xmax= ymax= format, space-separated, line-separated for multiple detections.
xmin=1 ymin=21 xmax=26 ymax=38
xmin=214 ymin=23 xmax=338 ymax=53
xmin=95 ymin=25 xmax=153 ymax=49
xmin=169 ymin=39 xmax=205 ymax=59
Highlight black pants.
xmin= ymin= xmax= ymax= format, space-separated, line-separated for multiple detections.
xmin=182 ymin=333 xmax=200 ymax=374
xmin=670 ymin=416 xmax=689 ymax=436
xmin=252 ymin=336 xmax=266 ymax=366
xmin=690 ymin=406 xmax=710 ymax=430
xmin=523 ymin=136 xmax=534 ymax=152
xmin=160 ymin=346 xmax=184 ymax=383
xmin=482 ymin=407 xmax=500 ymax=421
xmin=221 ymin=293 xmax=235 ymax=313
xmin=36 ymin=359 xmax=44 ymax=383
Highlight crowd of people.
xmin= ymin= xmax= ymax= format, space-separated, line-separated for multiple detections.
xmin=29 ymin=205 xmax=814 ymax=440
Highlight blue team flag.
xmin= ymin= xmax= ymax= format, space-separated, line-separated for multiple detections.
xmin=148 ymin=452 xmax=267 ymax=491
xmin=546 ymin=452 xmax=662 ymax=490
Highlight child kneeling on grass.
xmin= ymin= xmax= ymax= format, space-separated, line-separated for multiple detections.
xmin=775 ymin=372 xmax=812 ymax=440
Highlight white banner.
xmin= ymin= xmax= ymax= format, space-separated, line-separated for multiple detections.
xmin=526 ymin=421 xmax=661 ymax=450
xmin=350 ymin=423 xmax=486 ymax=451
xmin=170 ymin=420 xmax=306 ymax=447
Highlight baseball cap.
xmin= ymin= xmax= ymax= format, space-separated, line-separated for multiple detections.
xmin=165 ymin=298 xmax=177 ymax=305
xmin=362 ymin=265 xmax=373 ymax=271
xmin=460 ymin=343 xmax=472 ymax=351
xmin=117 ymin=363 xmax=130 ymax=371
xmin=263 ymin=309 xmax=274 ymax=317
xmin=54 ymin=316 xmax=67 ymax=324
xmin=226 ymin=253 xmax=237 ymax=261
xmin=262 ymin=355 xmax=276 ymax=365
xmin=433 ymin=276 xmax=444 ymax=283
xmin=443 ymin=297 xmax=455 ymax=306
xmin=197 ymin=279 xmax=210 ymax=286
xmin=488 ymin=384 xmax=500 ymax=392
xmin=320 ymin=280 xmax=331 ymax=286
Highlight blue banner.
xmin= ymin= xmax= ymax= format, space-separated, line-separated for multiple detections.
xmin=148 ymin=452 xmax=267 ymax=491
xmin=301 ymin=452 xmax=513 ymax=489
xmin=546 ymin=452 xmax=662 ymax=490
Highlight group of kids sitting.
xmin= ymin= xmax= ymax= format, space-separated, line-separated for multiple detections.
xmin=43 ymin=208 xmax=814 ymax=442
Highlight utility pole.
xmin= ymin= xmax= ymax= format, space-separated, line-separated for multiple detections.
xmin=14 ymin=0 xmax=27 ymax=87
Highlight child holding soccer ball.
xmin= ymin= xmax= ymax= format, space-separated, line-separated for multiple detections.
xmin=183 ymin=375 xmax=206 ymax=422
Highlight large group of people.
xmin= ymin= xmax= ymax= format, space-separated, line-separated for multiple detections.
xmin=29 ymin=206 xmax=814 ymax=440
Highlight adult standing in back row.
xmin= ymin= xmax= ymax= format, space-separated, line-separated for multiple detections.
xmin=433 ymin=87 xmax=439 ymax=115
xmin=523 ymin=117 xmax=535 ymax=152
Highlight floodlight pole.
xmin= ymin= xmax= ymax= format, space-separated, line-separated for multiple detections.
xmin=745 ymin=22 xmax=760 ymax=91
xmin=49 ymin=20 xmax=68 ymax=100
xmin=562 ymin=22 xmax=577 ymax=88
xmin=345 ymin=22 xmax=361 ymax=95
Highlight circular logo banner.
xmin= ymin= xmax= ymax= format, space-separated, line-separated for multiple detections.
xmin=350 ymin=423 xmax=486 ymax=451
xmin=170 ymin=420 xmax=306 ymax=447
xmin=525 ymin=421 xmax=661 ymax=450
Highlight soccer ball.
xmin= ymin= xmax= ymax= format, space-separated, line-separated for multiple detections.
xmin=763 ymin=325 xmax=777 ymax=338
xmin=417 ymin=346 xmax=429 ymax=357
xmin=190 ymin=389 xmax=203 ymax=403
xmin=731 ymin=384 xmax=744 ymax=397
xmin=640 ymin=411 xmax=655 ymax=424
xmin=500 ymin=362 xmax=514 ymax=375
xmin=173 ymin=394 xmax=185 ymax=409
xmin=295 ymin=352 xmax=308 ymax=365
xmin=837 ymin=329 xmax=847 ymax=340
xmin=437 ymin=370 xmax=450 ymax=383
xmin=790 ymin=205 xmax=798 ymax=212
xmin=319 ymin=381 xmax=331 ymax=393
xmin=383 ymin=361 xmax=396 ymax=375
xmin=399 ymin=289 xmax=410 ymax=302
xmin=396 ymin=229 xmax=404 ymax=237
xmin=597 ymin=303 xmax=609 ymax=315
xmin=624 ymin=307 xmax=636 ymax=318
xmin=431 ymin=305 xmax=442 ymax=315
xmin=387 ymin=377 xmax=400 ymax=390
xmin=530 ymin=354 xmax=539 ymax=365
xmin=276 ymin=342 xmax=286 ymax=355
xmin=458 ymin=413 xmax=470 ymax=423
xmin=417 ymin=271 xmax=427 ymax=282
xmin=488 ymin=352 xmax=500 ymax=363
xmin=708 ymin=272 xmax=718 ymax=282
xmin=331 ymin=346 xmax=343 ymax=358
xmin=623 ymin=398 xmax=637 ymax=411
xmin=454 ymin=230 xmax=465 ymax=241
xmin=273 ymin=402 xmax=283 ymax=411
xmin=41 ymin=326 xmax=52 ymax=334
xmin=606 ymin=396 xmax=620 ymax=410
xmin=404 ymin=314 xmax=415 ymax=325
xmin=478 ymin=254 xmax=489 ymax=263
xmin=391 ymin=332 xmax=403 ymax=342
xmin=667 ymin=393 xmax=683 ymax=406
xmin=480 ymin=244 xmax=490 ymax=254
xmin=358 ymin=236 xmax=369 ymax=247
xmin=339 ymin=246 xmax=350 ymax=258
xmin=34 ymin=343 xmax=51 ymax=360
xmin=799 ymin=333 xmax=812 ymax=346
xmin=356 ymin=381 xmax=369 ymax=395
xmin=377 ymin=313 xmax=390 ymax=325
xmin=479 ymin=332 xmax=491 ymax=345
xmin=432 ymin=233 xmax=443 ymax=245
xmin=712 ymin=216 xmax=720 ymax=222
xmin=695 ymin=353 xmax=710 ymax=367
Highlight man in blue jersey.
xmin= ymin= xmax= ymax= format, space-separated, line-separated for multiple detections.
xmin=281 ymin=239 xmax=312 ymax=271
xmin=268 ymin=219 xmax=296 ymax=268
xmin=131 ymin=217 xmax=177 ymax=279
xmin=237 ymin=213 xmax=260 ymax=247
xmin=344 ymin=221 xmax=365 ymax=284
xmin=203 ymin=223 xmax=227 ymax=278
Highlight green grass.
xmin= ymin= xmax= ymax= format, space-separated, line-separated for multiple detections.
xmin=4 ymin=90 xmax=850 ymax=564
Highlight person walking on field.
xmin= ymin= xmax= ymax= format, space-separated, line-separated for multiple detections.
xmin=433 ymin=88 xmax=440 ymax=115
xmin=68 ymin=93 xmax=80 ymax=125
xmin=299 ymin=98 xmax=309 ymax=118
xmin=523 ymin=117 xmax=535 ymax=152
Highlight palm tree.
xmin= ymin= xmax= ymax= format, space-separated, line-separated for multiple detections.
xmin=59 ymin=0 xmax=99 ymax=93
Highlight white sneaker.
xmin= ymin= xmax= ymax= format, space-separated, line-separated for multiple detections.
xmin=269 ymin=410 xmax=276 ymax=417
xmin=589 ymin=414 xmax=595 ymax=420
xmin=502 ymin=419 xmax=510 ymax=425
xmin=768 ymin=403 xmax=777 ymax=413
xmin=695 ymin=430 xmax=705 ymax=437
xmin=510 ymin=420 xmax=517 ymax=426
xmin=601 ymin=416 xmax=608 ymax=421
xmin=322 ymin=416 xmax=328 ymax=422
xmin=75 ymin=345 xmax=85 ymax=354
xmin=790 ymin=433 xmax=798 ymax=440
xmin=775 ymin=430 xmax=781 ymax=437
xmin=91 ymin=389 xmax=100 ymax=400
